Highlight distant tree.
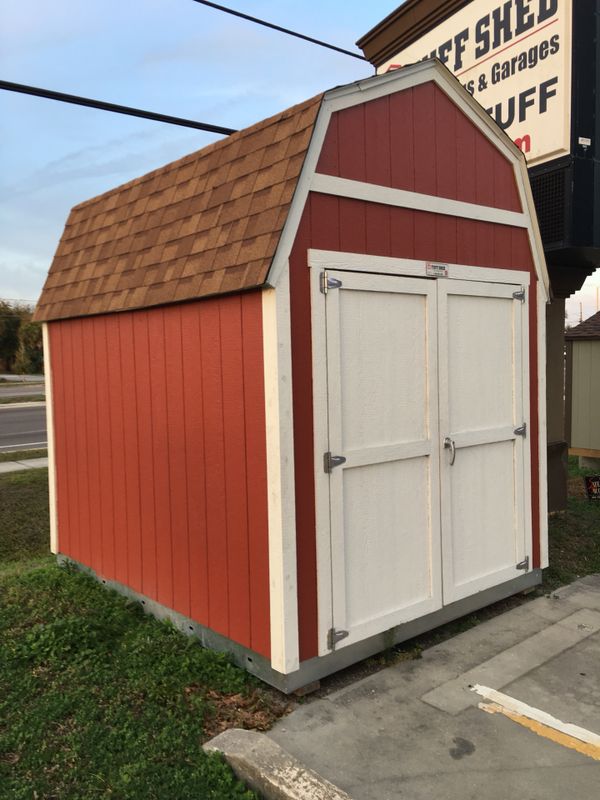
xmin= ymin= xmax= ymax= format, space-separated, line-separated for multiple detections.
xmin=0 ymin=301 xmax=43 ymax=374
xmin=0 ymin=301 xmax=22 ymax=372
xmin=14 ymin=319 xmax=43 ymax=374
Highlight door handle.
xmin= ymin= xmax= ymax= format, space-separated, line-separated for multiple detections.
xmin=444 ymin=436 xmax=456 ymax=466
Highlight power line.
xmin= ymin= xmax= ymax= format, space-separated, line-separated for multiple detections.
xmin=0 ymin=80 xmax=238 ymax=135
xmin=192 ymin=0 xmax=367 ymax=61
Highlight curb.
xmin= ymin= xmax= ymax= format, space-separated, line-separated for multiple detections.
xmin=203 ymin=729 xmax=352 ymax=800
xmin=0 ymin=458 xmax=49 ymax=474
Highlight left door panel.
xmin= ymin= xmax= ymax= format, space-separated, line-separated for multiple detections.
xmin=325 ymin=272 xmax=442 ymax=649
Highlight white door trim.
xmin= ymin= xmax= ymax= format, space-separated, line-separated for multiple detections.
xmin=308 ymin=249 xmax=531 ymax=287
xmin=311 ymin=254 xmax=535 ymax=653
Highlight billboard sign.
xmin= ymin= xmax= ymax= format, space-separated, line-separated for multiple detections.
xmin=378 ymin=0 xmax=573 ymax=166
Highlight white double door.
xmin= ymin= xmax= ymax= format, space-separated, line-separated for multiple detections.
xmin=323 ymin=270 xmax=530 ymax=650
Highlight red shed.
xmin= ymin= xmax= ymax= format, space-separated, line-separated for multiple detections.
xmin=36 ymin=61 xmax=549 ymax=692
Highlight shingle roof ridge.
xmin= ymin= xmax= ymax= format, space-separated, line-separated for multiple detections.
xmin=71 ymin=93 xmax=324 ymax=213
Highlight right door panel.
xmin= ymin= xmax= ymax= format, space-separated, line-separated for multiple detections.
xmin=438 ymin=280 xmax=528 ymax=604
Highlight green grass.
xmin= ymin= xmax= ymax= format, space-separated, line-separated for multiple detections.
xmin=567 ymin=454 xmax=600 ymax=479
xmin=0 ymin=449 xmax=48 ymax=464
xmin=0 ymin=470 xmax=287 ymax=799
xmin=0 ymin=470 xmax=50 ymax=563
xmin=0 ymin=394 xmax=45 ymax=404
xmin=541 ymin=456 xmax=600 ymax=592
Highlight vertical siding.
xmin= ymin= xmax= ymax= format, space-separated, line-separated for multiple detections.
xmin=49 ymin=292 xmax=270 ymax=658
xmin=316 ymin=82 xmax=522 ymax=212
xmin=571 ymin=341 xmax=600 ymax=450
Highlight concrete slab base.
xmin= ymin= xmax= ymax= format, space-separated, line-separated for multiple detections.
xmin=269 ymin=576 xmax=600 ymax=800
xmin=204 ymin=729 xmax=352 ymax=800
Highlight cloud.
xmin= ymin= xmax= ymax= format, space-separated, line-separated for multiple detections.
xmin=1 ymin=126 xmax=213 ymax=201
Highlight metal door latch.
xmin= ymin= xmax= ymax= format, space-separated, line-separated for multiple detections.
xmin=516 ymin=556 xmax=530 ymax=571
xmin=327 ymin=628 xmax=349 ymax=650
xmin=324 ymin=452 xmax=346 ymax=473
xmin=514 ymin=423 xmax=527 ymax=437
xmin=320 ymin=271 xmax=343 ymax=294
xmin=512 ymin=288 xmax=526 ymax=302
xmin=443 ymin=436 xmax=456 ymax=465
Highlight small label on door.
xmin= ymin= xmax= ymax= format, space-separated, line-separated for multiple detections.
xmin=426 ymin=262 xmax=448 ymax=278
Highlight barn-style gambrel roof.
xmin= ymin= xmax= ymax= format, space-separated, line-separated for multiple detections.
xmin=36 ymin=60 xmax=550 ymax=323
xmin=35 ymin=94 xmax=322 ymax=322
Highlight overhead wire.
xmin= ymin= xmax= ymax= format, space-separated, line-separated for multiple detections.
xmin=191 ymin=0 xmax=367 ymax=60
xmin=0 ymin=80 xmax=238 ymax=134
xmin=1 ymin=6 xmax=367 ymax=127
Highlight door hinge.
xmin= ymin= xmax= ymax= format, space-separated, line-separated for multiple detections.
xmin=324 ymin=452 xmax=347 ymax=473
xmin=320 ymin=271 xmax=342 ymax=294
xmin=327 ymin=627 xmax=349 ymax=650
xmin=516 ymin=556 xmax=530 ymax=571
xmin=514 ymin=423 xmax=527 ymax=437
xmin=512 ymin=288 xmax=526 ymax=302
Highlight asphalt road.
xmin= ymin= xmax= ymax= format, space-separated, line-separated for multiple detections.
xmin=0 ymin=384 xmax=45 ymax=399
xmin=0 ymin=404 xmax=47 ymax=452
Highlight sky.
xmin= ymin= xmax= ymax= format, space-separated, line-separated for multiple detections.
xmin=1 ymin=0 xmax=599 ymax=324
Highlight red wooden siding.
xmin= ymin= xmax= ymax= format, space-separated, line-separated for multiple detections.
xmin=290 ymin=194 xmax=539 ymax=662
xmin=50 ymin=292 xmax=271 ymax=658
xmin=317 ymin=82 xmax=522 ymax=212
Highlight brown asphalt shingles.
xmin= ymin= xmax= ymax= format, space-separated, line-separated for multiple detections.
xmin=35 ymin=94 xmax=323 ymax=322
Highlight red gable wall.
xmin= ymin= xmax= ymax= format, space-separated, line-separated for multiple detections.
xmin=291 ymin=82 xmax=539 ymax=662
xmin=316 ymin=82 xmax=522 ymax=212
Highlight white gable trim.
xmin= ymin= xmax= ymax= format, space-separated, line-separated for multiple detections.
xmin=266 ymin=59 xmax=549 ymax=295
xmin=310 ymin=173 xmax=529 ymax=228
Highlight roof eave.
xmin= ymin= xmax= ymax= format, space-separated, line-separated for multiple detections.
xmin=356 ymin=0 xmax=472 ymax=67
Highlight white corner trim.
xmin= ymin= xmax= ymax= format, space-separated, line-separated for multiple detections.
xmin=261 ymin=281 xmax=299 ymax=674
xmin=42 ymin=323 xmax=58 ymax=554
xmin=311 ymin=173 xmax=529 ymax=228
xmin=515 ymin=159 xmax=551 ymax=301
xmin=308 ymin=249 xmax=531 ymax=286
xmin=537 ymin=283 xmax=549 ymax=568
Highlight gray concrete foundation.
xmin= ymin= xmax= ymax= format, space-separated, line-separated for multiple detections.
xmin=57 ymin=554 xmax=541 ymax=694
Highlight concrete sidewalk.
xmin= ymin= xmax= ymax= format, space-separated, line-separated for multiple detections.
xmin=270 ymin=575 xmax=600 ymax=799
xmin=0 ymin=457 xmax=48 ymax=474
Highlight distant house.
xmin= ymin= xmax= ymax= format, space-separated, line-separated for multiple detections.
xmin=566 ymin=310 xmax=600 ymax=459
